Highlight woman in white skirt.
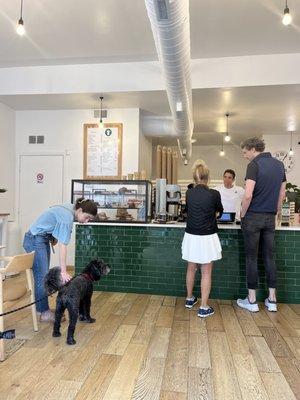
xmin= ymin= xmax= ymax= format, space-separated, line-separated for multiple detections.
xmin=182 ymin=160 xmax=223 ymax=317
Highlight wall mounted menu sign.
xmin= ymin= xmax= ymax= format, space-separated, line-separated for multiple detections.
xmin=83 ymin=123 xmax=123 ymax=179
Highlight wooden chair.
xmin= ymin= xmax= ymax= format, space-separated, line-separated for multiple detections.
xmin=0 ymin=252 xmax=38 ymax=361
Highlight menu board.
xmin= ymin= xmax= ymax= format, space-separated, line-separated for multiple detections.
xmin=83 ymin=123 xmax=122 ymax=179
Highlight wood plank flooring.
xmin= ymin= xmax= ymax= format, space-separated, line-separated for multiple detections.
xmin=1 ymin=293 xmax=300 ymax=400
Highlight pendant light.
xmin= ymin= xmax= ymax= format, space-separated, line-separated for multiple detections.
xmin=219 ymin=134 xmax=225 ymax=156
xmin=16 ymin=0 xmax=25 ymax=36
xmin=99 ymin=96 xmax=104 ymax=128
xmin=224 ymin=112 xmax=231 ymax=142
xmin=289 ymin=131 xmax=294 ymax=155
xmin=282 ymin=0 xmax=292 ymax=25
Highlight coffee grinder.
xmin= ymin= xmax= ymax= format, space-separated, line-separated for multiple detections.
xmin=166 ymin=184 xmax=181 ymax=221
xmin=155 ymin=179 xmax=181 ymax=222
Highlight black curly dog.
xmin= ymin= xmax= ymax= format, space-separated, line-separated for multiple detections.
xmin=44 ymin=260 xmax=110 ymax=345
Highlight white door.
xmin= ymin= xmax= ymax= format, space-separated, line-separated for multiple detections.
xmin=19 ymin=154 xmax=64 ymax=265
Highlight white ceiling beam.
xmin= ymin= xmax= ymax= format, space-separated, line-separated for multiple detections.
xmin=1 ymin=53 xmax=300 ymax=96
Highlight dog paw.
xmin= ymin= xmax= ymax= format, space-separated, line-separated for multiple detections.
xmin=52 ymin=331 xmax=61 ymax=337
xmin=88 ymin=318 xmax=96 ymax=323
xmin=67 ymin=337 xmax=76 ymax=345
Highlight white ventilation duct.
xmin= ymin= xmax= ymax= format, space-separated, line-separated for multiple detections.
xmin=141 ymin=115 xmax=173 ymax=137
xmin=144 ymin=0 xmax=193 ymax=162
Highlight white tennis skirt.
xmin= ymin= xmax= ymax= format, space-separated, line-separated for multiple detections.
xmin=182 ymin=232 xmax=222 ymax=264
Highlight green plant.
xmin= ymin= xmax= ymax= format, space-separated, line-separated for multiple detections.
xmin=0 ymin=188 xmax=7 ymax=193
xmin=286 ymin=182 xmax=300 ymax=212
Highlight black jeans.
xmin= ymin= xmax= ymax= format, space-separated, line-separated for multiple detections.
xmin=241 ymin=212 xmax=277 ymax=290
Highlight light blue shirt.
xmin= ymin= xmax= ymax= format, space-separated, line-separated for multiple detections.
xmin=29 ymin=204 xmax=75 ymax=245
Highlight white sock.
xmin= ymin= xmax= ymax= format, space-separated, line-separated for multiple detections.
xmin=186 ymin=296 xmax=195 ymax=301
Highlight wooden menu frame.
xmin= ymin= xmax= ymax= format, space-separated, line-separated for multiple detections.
xmin=83 ymin=123 xmax=123 ymax=179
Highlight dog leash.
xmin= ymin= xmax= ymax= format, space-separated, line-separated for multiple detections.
xmin=0 ymin=274 xmax=79 ymax=339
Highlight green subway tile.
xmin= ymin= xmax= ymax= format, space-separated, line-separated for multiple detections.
xmin=75 ymin=225 xmax=300 ymax=303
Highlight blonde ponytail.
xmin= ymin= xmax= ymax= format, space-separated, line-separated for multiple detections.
xmin=192 ymin=159 xmax=209 ymax=185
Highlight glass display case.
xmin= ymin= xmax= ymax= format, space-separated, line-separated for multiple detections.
xmin=71 ymin=179 xmax=152 ymax=223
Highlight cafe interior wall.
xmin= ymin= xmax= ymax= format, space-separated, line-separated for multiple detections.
xmin=263 ymin=133 xmax=300 ymax=188
xmin=151 ymin=143 xmax=249 ymax=186
xmin=7 ymin=107 xmax=141 ymax=262
xmin=151 ymin=134 xmax=300 ymax=187
xmin=0 ymin=102 xmax=15 ymax=218
xmin=139 ymin=113 xmax=153 ymax=181
xmin=2 ymin=102 xmax=299 ymax=261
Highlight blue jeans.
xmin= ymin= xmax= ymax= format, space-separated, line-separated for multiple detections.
xmin=23 ymin=231 xmax=51 ymax=312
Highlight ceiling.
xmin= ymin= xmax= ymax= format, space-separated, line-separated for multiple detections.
xmin=0 ymin=0 xmax=300 ymax=67
xmin=2 ymin=84 xmax=300 ymax=146
xmin=0 ymin=0 xmax=300 ymax=145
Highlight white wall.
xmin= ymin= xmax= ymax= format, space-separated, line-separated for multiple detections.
xmin=139 ymin=113 xmax=153 ymax=180
xmin=14 ymin=107 xmax=140 ymax=264
xmin=152 ymin=144 xmax=248 ymax=186
xmin=263 ymin=134 xmax=300 ymax=187
xmin=0 ymin=102 xmax=15 ymax=216
xmin=15 ymin=108 xmax=140 ymax=187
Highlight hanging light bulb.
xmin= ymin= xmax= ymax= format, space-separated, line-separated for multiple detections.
xmin=99 ymin=96 xmax=104 ymax=128
xmin=16 ymin=19 xmax=25 ymax=35
xmin=224 ymin=112 xmax=231 ymax=142
xmin=16 ymin=0 xmax=25 ymax=36
xmin=282 ymin=0 xmax=292 ymax=25
xmin=289 ymin=131 xmax=294 ymax=155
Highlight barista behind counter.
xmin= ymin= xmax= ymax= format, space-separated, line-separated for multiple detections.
xmin=215 ymin=169 xmax=245 ymax=221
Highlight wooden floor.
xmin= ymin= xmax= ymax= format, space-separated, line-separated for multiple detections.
xmin=1 ymin=292 xmax=300 ymax=400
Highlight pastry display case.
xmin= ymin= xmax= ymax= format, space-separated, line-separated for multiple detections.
xmin=71 ymin=179 xmax=152 ymax=223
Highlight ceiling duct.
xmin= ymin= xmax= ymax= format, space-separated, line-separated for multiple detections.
xmin=144 ymin=0 xmax=194 ymax=162
xmin=141 ymin=115 xmax=173 ymax=137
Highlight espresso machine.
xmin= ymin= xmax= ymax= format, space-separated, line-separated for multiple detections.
xmin=155 ymin=179 xmax=181 ymax=222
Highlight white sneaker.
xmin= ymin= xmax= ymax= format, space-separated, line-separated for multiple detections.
xmin=265 ymin=298 xmax=277 ymax=312
xmin=237 ymin=297 xmax=259 ymax=312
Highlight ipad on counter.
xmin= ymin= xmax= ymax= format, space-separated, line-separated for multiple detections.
xmin=217 ymin=212 xmax=236 ymax=223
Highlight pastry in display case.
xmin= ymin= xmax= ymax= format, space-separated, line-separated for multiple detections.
xmin=71 ymin=179 xmax=152 ymax=223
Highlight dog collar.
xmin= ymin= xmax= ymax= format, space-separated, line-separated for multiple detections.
xmin=82 ymin=273 xmax=94 ymax=282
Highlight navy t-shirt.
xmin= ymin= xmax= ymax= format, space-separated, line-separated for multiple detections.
xmin=245 ymin=152 xmax=286 ymax=214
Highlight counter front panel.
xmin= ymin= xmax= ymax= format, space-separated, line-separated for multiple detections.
xmin=75 ymin=224 xmax=300 ymax=303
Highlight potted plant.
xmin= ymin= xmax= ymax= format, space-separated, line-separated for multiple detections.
xmin=286 ymin=182 xmax=300 ymax=212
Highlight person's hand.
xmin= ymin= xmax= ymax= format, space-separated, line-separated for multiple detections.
xmin=49 ymin=236 xmax=58 ymax=246
xmin=276 ymin=213 xmax=281 ymax=227
xmin=61 ymin=271 xmax=71 ymax=284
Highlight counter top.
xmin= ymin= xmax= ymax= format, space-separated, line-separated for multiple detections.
xmin=75 ymin=221 xmax=300 ymax=231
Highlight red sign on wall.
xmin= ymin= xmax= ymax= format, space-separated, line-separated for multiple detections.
xmin=36 ymin=173 xmax=44 ymax=184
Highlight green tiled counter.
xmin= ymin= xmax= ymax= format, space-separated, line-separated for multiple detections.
xmin=75 ymin=223 xmax=300 ymax=303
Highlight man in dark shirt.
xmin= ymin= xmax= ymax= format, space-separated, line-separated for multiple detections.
xmin=237 ymin=137 xmax=286 ymax=313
